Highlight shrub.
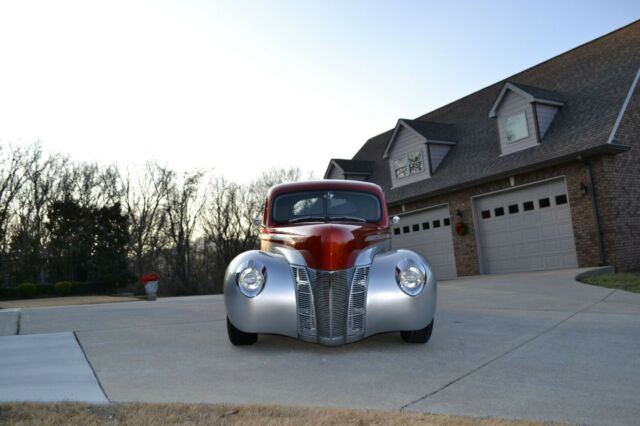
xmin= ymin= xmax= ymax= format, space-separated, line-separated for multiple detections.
xmin=0 ymin=287 xmax=19 ymax=299
xmin=19 ymin=282 xmax=37 ymax=299
xmin=54 ymin=281 xmax=72 ymax=296
xmin=36 ymin=285 xmax=55 ymax=296
xmin=70 ymin=282 xmax=89 ymax=296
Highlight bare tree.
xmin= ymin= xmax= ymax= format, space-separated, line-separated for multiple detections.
xmin=120 ymin=162 xmax=172 ymax=277
xmin=163 ymin=170 xmax=206 ymax=294
xmin=201 ymin=177 xmax=258 ymax=293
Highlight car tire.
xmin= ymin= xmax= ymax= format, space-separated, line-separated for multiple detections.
xmin=227 ymin=316 xmax=258 ymax=346
xmin=401 ymin=319 xmax=434 ymax=344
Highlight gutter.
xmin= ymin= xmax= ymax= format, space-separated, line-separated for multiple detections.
xmin=583 ymin=158 xmax=606 ymax=266
xmin=387 ymin=143 xmax=630 ymax=206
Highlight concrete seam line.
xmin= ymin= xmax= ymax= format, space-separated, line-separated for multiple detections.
xmin=15 ymin=309 xmax=22 ymax=335
xmin=399 ymin=288 xmax=617 ymax=411
xmin=73 ymin=331 xmax=111 ymax=403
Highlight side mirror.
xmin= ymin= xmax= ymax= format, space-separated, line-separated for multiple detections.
xmin=391 ymin=216 xmax=400 ymax=226
xmin=253 ymin=217 xmax=262 ymax=227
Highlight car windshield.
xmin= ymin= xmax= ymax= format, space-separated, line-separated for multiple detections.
xmin=272 ymin=190 xmax=382 ymax=224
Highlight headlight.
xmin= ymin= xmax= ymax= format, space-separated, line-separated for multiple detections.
xmin=395 ymin=261 xmax=425 ymax=296
xmin=236 ymin=263 xmax=266 ymax=297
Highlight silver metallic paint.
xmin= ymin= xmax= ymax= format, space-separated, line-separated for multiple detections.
xmin=224 ymin=246 xmax=436 ymax=345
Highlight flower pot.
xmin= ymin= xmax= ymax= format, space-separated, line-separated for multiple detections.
xmin=144 ymin=280 xmax=158 ymax=301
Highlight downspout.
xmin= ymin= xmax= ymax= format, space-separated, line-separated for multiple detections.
xmin=583 ymin=158 xmax=606 ymax=266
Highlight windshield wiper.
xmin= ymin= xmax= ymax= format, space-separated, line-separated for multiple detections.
xmin=288 ymin=215 xmax=327 ymax=223
xmin=328 ymin=215 xmax=368 ymax=223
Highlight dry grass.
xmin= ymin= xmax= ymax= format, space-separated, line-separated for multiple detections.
xmin=0 ymin=296 xmax=142 ymax=309
xmin=0 ymin=402 xmax=561 ymax=426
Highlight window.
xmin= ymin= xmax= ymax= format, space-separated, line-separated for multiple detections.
xmin=523 ymin=201 xmax=534 ymax=211
xmin=422 ymin=222 xmax=430 ymax=230
xmin=393 ymin=151 xmax=424 ymax=179
xmin=539 ymin=198 xmax=550 ymax=208
xmin=508 ymin=204 xmax=519 ymax=214
xmin=403 ymin=226 xmax=410 ymax=234
xmin=495 ymin=207 xmax=505 ymax=217
xmin=272 ymin=190 xmax=382 ymax=224
xmin=443 ymin=218 xmax=451 ymax=226
xmin=481 ymin=210 xmax=491 ymax=219
xmin=433 ymin=220 xmax=441 ymax=228
xmin=555 ymin=194 xmax=568 ymax=205
xmin=505 ymin=112 xmax=529 ymax=143
xmin=412 ymin=224 xmax=419 ymax=232
xmin=393 ymin=228 xmax=400 ymax=235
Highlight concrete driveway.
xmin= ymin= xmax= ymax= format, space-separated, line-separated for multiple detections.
xmin=1 ymin=268 xmax=639 ymax=425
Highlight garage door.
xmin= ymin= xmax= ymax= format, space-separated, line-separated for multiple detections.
xmin=391 ymin=205 xmax=457 ymax=279
xmin=474 ymin=178 xmax=578 ymax=274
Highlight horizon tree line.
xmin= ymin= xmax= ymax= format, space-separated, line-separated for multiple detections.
xmin=0 ymin=143 xmax=310 ymax=295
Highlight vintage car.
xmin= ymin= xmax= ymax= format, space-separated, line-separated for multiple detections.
xmin=224 ymin=180 xmax=436 ymax=346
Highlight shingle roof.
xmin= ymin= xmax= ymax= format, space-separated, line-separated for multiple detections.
xmin=509 ymin=82 xmax=566 ymax=103
xmin=400 ymin=119 xmax=458 ymax=142
xmin=332 ymin=159 xmax=373 ymax=174
xmin=350 ymin=20 xmax=640 ymax=205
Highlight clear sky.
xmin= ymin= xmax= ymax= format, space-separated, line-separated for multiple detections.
xmin=1 ymin=1 xmax=638 ymax=183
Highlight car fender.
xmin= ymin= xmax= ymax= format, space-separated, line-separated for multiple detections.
xmin=365 ymin=249 xmax=437 ymax=336
xmin=224 ymin=250 xmax=298 ymax=337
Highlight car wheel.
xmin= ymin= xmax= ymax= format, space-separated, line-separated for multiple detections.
xmin=227 ymin=316 xmax=258 ymax=346
xmin=401 ymin=319 xmax=434 ymax=344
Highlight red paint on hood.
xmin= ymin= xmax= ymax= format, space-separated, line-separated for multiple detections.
xmin=261 ymin=223 xmax=389 ymax=270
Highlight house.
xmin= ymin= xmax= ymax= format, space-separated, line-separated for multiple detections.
xmin=324 ymin=21 xmax=640 ymax=279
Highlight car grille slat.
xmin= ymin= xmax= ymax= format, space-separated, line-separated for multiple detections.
xmin=293 ymin=265 xmax=369 ymax=345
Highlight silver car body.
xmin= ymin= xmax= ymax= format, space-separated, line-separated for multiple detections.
xmin=224 ymin=242 xmax=437 ymax=346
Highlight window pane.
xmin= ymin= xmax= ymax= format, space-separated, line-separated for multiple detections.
xmin=403 ymin=226 xmax=410 ymax=234
xmin=495 ymin=207 xmax=505 ymax=217
xmin=523 ymin=201 xmax=534 ymax=211
xmin=433 ymin=220 xmax=441 ymax=228
xmin=505 ymin=112 xmax=529 ymax=142
xmin=407 ymin=151 xmax=424 ymax=174
xmin=394 ymin=157 xmax=409 ymax=179
xmin=539 ymin=198 xmax=551 ymax=208
xmin=443 ymin=218 xmax=451 ymax=226
xmin=481 ymin=210 xmax=491 ymax=219
xmin=412 ymin=224 xmax=419 ymax=232
xmin=272 ymin=190 xmax=382 ymax=223
xmin=422 ymin=222 xmax=430 ymax=230
xmin=394 ymin=228 xmax=400 ymax=235
xmin=555 ymin=194 xmax=568 ymax=205
xmin=508 ymin=204 xmax=519 ymax=214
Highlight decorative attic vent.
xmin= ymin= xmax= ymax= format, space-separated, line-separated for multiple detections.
xmin=383 ymin=119 xmax=457 ymax=188
xmin=489 ymin=82 xmax=565 ymax=155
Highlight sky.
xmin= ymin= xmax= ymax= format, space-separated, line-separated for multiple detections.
xmin=1 ymin=1 xmax=638 ymax=183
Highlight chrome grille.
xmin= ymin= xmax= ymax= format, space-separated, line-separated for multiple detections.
xmin=293 ymin=265 xmax=369 ymax=345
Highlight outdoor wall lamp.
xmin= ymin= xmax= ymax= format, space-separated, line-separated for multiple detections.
xmin=580 ymin=181 xmax=589 ymax=196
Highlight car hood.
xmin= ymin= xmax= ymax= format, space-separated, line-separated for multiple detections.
xmin=261 ymin=223 xmax=389 ymax=270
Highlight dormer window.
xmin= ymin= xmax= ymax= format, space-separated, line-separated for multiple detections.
xmin=382 ymin=119 xmax=457 ymax=188
xmin=394 ymin=151 xmax=424 ymax=179
xmin=505 ymin=112 xmax=529 ymax=143
xmin=489 ymin=82 xmax=565 ymax=155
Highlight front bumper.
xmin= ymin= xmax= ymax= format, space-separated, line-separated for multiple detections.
xmin=224 ymin=249 xmax=437 ymax=346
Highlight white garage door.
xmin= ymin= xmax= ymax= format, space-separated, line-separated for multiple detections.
xmin=474 ymin=178 xmax=578 ymax=274
xmin=391 ymin=205 xmax=457 ymax=279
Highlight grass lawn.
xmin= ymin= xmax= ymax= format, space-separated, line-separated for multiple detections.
xmin=0 ymin=402 xmax=561 ymax=426
xmin=579 ymin=272 xmax=640 ymax=294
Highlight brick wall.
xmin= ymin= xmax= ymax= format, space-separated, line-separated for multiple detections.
xmin=388 ymin=161 xmax=602 ymax=276
xmin=591 ymin=79 xmax=640 ymax=272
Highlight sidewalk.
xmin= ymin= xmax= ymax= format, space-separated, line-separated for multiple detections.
xmin=0 ymin=295 xmax=141 ymax=309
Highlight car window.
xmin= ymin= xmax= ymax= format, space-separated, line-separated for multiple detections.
xmin=272 ymin=190 xmax=382 ymax=224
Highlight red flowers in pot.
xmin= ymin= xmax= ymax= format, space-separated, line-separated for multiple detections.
xmin=140 ymin=273 xmax=160 ymax=284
